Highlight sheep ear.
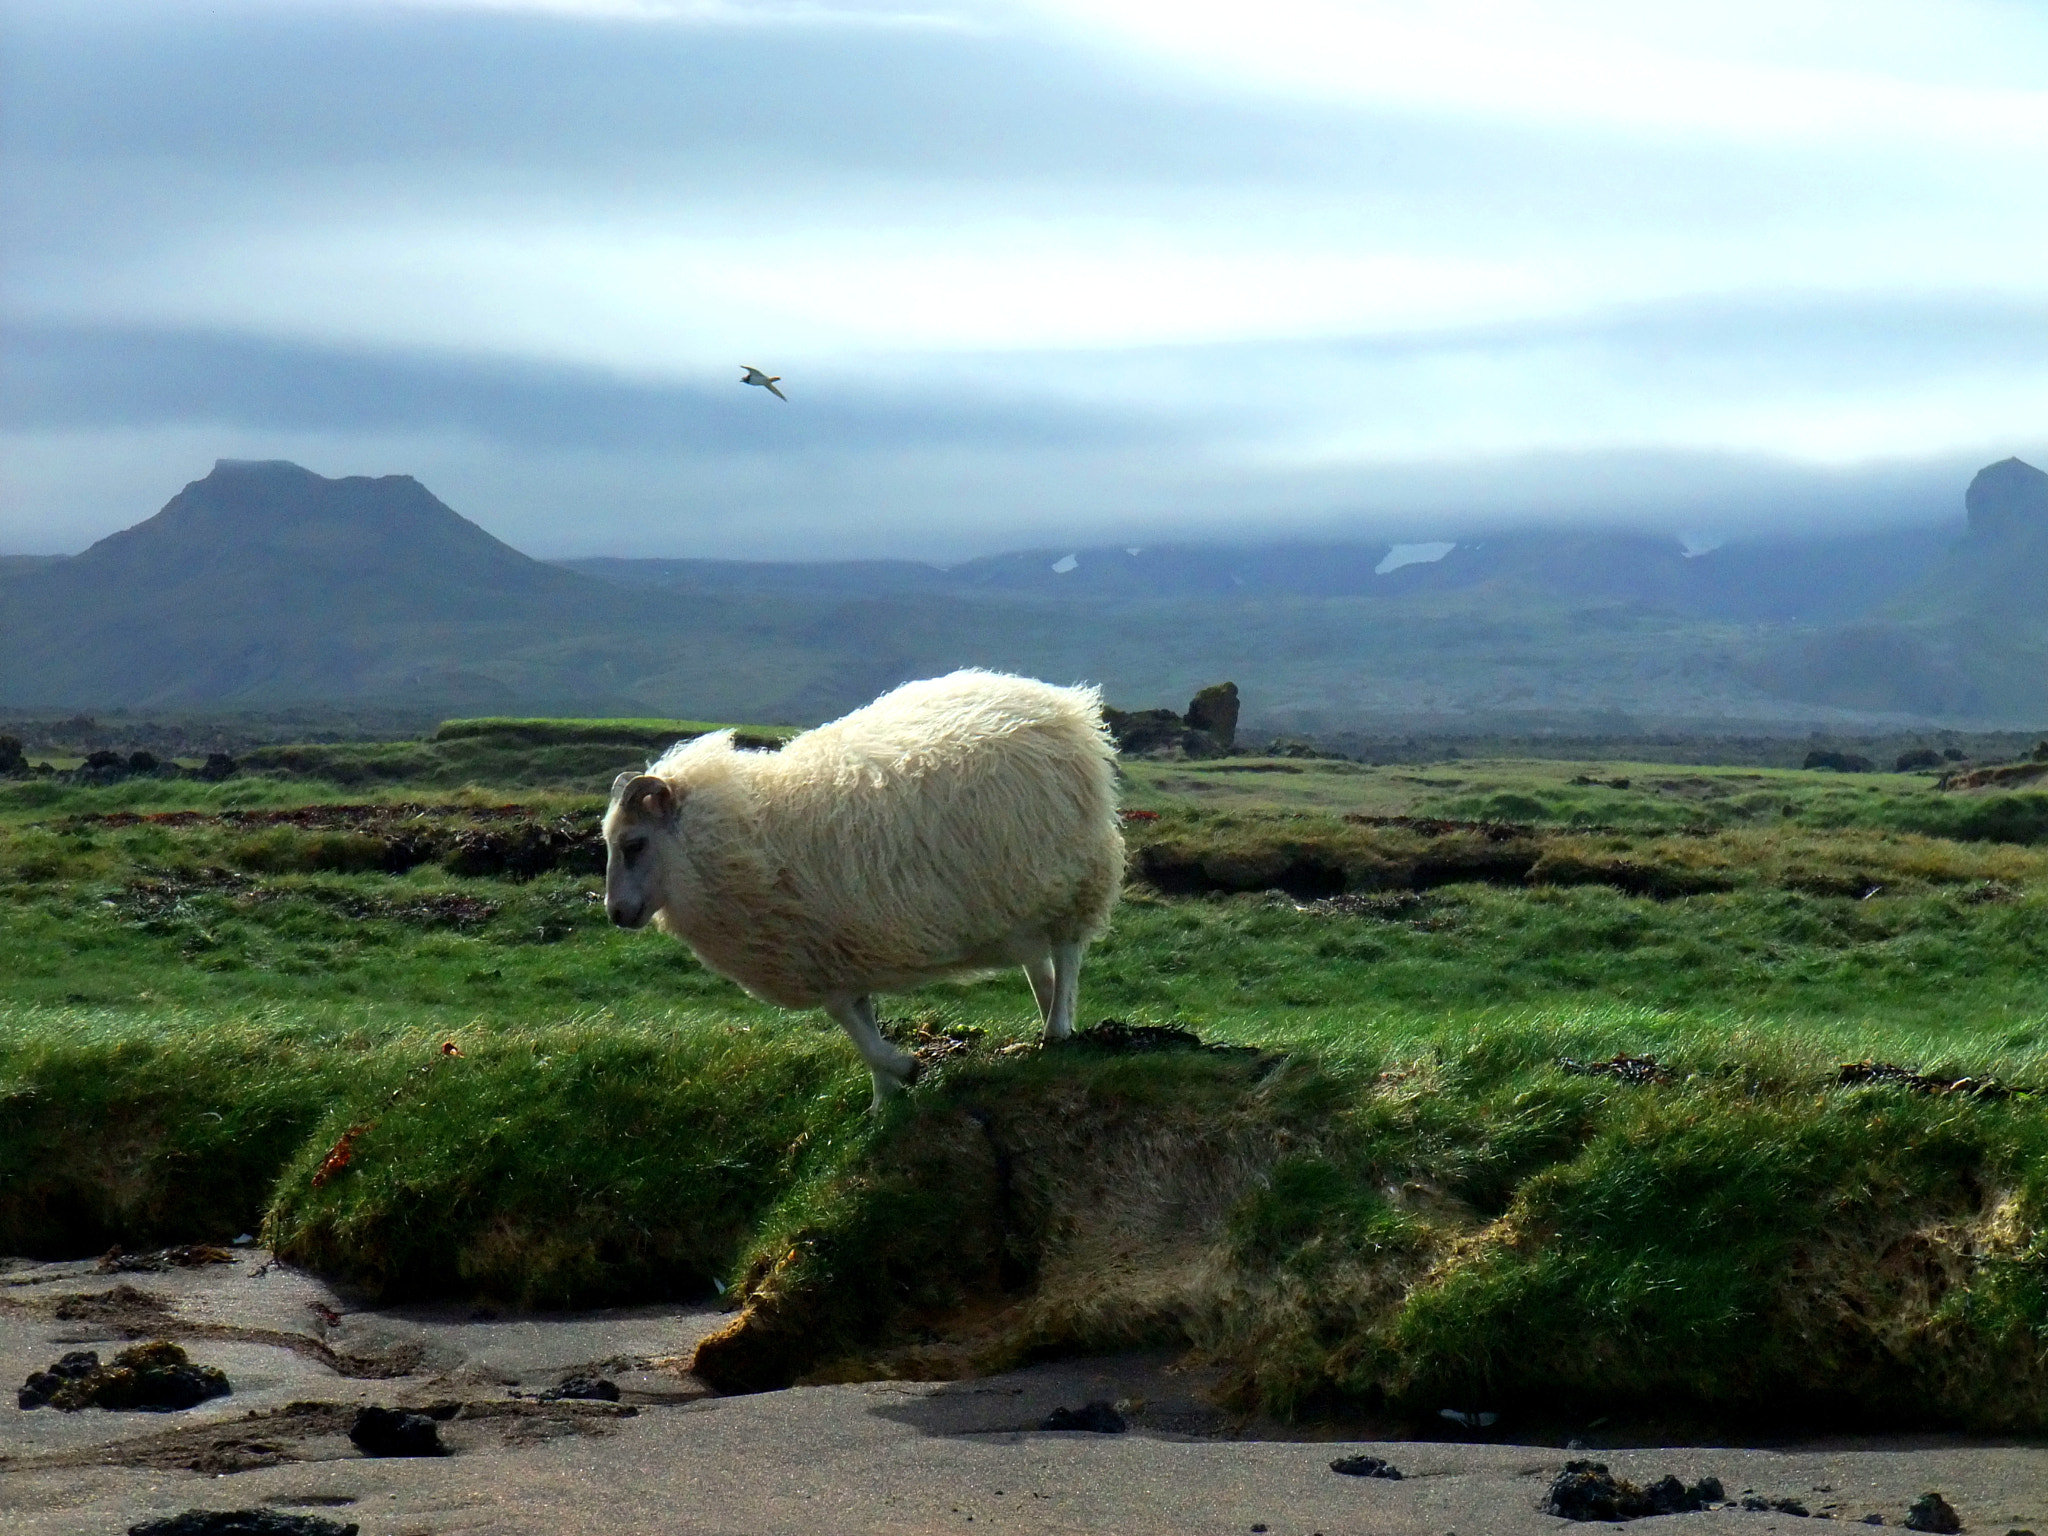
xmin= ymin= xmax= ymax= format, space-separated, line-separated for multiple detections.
xmin=617 ymin=773 xmax=677 ymax=822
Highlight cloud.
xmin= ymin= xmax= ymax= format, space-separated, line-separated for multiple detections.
xmin=2 ymin=0 xmax=2044 ymax=559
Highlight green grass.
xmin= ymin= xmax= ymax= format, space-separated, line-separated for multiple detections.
xmin=4 ymin=749 xmax=2047 ymax=1429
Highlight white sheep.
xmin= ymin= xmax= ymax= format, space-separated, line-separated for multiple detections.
xmin=603 ymin=670 xmax=1125 ymax=1107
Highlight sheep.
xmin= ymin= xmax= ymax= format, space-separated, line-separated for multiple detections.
xmin=603 ymin=669 xmax=1125 ymax=1108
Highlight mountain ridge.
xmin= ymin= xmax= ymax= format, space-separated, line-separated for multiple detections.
xmin=4 ymin=456 xmax=2043 ymax=729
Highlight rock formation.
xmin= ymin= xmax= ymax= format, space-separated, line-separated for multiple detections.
xmin=1964 ymin=457 xmax=2048 ymax=541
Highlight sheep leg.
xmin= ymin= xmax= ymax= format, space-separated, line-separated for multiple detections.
xmin=1044 ymin=940 xmax=1085 ymax=1041
xmin=824 ymin=995 xmax=917 ymax=1110
xmin=1024 ymin=954 xmax=1057 ymax=1030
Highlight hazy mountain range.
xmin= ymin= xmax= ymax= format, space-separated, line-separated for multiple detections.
xmin=4 ymin=456 xmax=2046 ymax=732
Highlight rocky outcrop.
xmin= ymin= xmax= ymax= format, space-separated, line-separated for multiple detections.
xmin=1103 ymin=684 xmax=1242 ymax=758
xmin=1183 ymin=682 xmax=1239 ymax=751
xmin=1965 ymin=457 xmax=2048 ymax=541
xmin=1099 ymin=707 xmax=1185 ymax=756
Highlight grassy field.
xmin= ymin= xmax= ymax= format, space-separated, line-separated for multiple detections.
xmin=3 ymin=743 xmax=2045 ymax=1433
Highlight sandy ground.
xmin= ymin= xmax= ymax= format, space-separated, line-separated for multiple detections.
xmin=3 ymin=1249 xmax=2043 ymax=1536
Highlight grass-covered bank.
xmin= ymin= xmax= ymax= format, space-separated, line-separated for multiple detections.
xmin=697 ymin=1018 xmax=2048 ymax=1432
xmin=5 ymin=750 xmax=2048 ymax=1431
xmin=5 ymin=1003 xmax=2043 ymax=1432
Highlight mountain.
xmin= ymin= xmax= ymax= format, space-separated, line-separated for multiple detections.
xmin=0 ymin=456 xmax=2037 ymax=730
xmin=0 ymin=460 xmax=718 ymax=709
xmin=1749 ymin=457 xmax=2048 ymax=719
xmin=559 ymin=520 xmax=1949 ymax=621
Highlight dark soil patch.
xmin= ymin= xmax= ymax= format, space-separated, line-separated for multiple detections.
xmin=0 ymin=1397 xmax=634 ymax=1477
xmin=68 ymin=803 xmax=603 ymax=882
xmin=1039 ymin=1400 xmax=1126 ymax=1433
xmin=109 ymin=873 xmax=501 ymax=929
xmin=1559 ymin=1055 xmax=1673 ymax=1085
xmin=1136 ymin=843 xmax=1346 ymax=899
xmin=129 ymin=1511 xmax=360 ymax=1536
xmin=1062 ymin=1020 xmax=1262 ymax=1058
xmin=53 ymin=1283 xmax=176 ymax=1324
xmin=1290 ymin=892 xmax=1433 ymax=920
xmin=38 ymin=1285 xmax=424 ymax=1379
xmin=97 ymin=1244 xmax=238 ymax=1274
xmin=1134 ymin=817 xmax=1731 ymax=902
xmin=1838 ymin=1061 xmax=2029 ymax=1098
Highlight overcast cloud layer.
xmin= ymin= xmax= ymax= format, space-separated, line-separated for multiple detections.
xmin=3 ymin=0 xmax=2045 ymax=559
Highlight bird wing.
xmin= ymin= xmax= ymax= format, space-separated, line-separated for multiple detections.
xmin=765 ymin=380 xmax=787 ymax=401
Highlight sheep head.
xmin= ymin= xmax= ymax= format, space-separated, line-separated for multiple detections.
xmin=603 ymin=771 xmax=681 ymax=930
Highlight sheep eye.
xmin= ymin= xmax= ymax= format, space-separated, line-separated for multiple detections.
xmin=622 ymin=838 xmax=648 ymax=865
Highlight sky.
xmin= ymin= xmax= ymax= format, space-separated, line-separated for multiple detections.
xmin=2 ymin=0 xmax=2045 ymax=561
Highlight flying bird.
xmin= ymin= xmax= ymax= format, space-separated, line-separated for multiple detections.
xmin=741 ymin=366 xmax=787 ymax=402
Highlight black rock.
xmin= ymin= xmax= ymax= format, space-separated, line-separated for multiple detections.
xmin=1549 ymin=1462 xmax=1648 ymax=1521
xmin=348 ymin=1405 xmax=448 ymax=1457
xmin=129 ymin=1513 xmax=359 ymax=1536
xmin=1747 ymin=1497 xmax=1815 ymax=1517
xmin=17 ymin=1349 xmax=101 ymax=1409
xmin=1546 ymin=1461 xmax=1724 ymax=1521
xmin=1330 ymin=1454 xmax=1402 ymax=1479
xmin=1039 ymin=1400 xmax=1126 ymax=1433
xmin=1904 ymin=1494 xmax=1960 ymax=1535
xmin=1101 ymin=706 xmax=1185 ymax=755
xmin=1804 ymin=749 xmax=1875 ymax=773
xmin=1184 ymin=682 xmax=1240 ymax=751
xmin=20 ymin=1342 xmax=228 ymax=1412
xmin=541 ymin=1375 xmax=619 ymax=1402
xmin=199 ymin=752 xmax=238 ymax=781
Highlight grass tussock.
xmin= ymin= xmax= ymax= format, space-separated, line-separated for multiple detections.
xmin=689 ymin=1024 xmax=2048 ymax=1432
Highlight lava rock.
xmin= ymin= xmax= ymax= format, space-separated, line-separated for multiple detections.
xmin=19 ymin=1342 xmax=229 ymax=1412
xmin=1101 ymin=707 xmax=1185 ymax=756
xmin=1330 ymin=1455 xmax=1402 ymax=1479
xmin=1546 ymin=1461 xmax=1724 ymax=1521
xmin=1184 ymin=682 xmax=1240 ymax=751
xmin=348 ymin=1405 xmax=448 ymax=1457
xmin=1904 ymin=1494 xmax=1961 ymax=1534
xmin=198 ymin=752 xmax=238 ymax=781
xmin=1039 ymin=1400 xmax=1126 ymax=1433
xmin=17 ymin=1349 xmax=103 ymax=1409
xmin=129 ymin=1513 xmax=359 ymax=1536
xmin=1804 ymin=749 xmax=1875 ymax=773
xmin=540 ymin=1375 xmax=620 ymax=1402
